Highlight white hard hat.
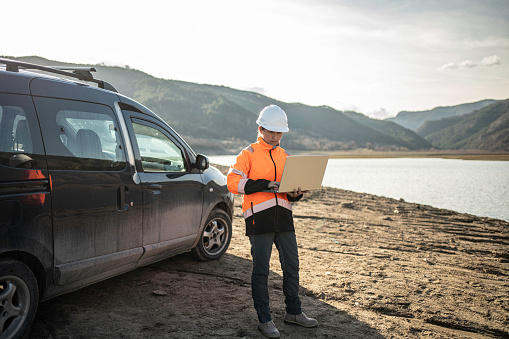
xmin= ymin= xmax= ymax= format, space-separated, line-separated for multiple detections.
xmin=256 ymin=105 xmax=289 ymax=132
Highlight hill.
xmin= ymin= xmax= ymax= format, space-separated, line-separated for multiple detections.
xmin=387 ymin=99 xmax=499 ymax=131
xmin=422 ymin=99 xmax=509 ymax=151
xmin=342 ymin=111 xmax=431 ymax=150
xmin=415 ymin=115 xmax=463 ymax=138
xmin=7 ymin=56 xmax=432 ymax=154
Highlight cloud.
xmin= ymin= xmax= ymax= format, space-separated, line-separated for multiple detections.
xmin=438 ymin=62 xmax=459 ymax=71
xmin=458 ymin=59 xmax=476 ymax=68
xmin=438 ymin=55 xmax=502 ymax=71
xmin=480 ymin=55 xmax=501 ymax=66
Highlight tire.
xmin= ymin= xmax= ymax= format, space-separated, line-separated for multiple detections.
xmin=0 ymin=259 xmax=39 ymax=339
xmin=191 ymin=208 xmax=232 ymax=261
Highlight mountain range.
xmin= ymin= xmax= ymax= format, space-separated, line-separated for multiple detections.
xmin=5 ymin=56 xmax=508 ymax=154
xmin=387 ymin=100 xmax=499 ymax=131
xmin=417 ymin=99 xmax=509 ymax=151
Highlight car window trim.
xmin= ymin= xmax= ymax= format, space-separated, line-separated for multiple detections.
xmin=114 ymin=102 xmax=139 ymax=183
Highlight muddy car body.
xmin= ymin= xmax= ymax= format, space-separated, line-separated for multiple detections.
xmin=0 ymin=58 xmax=233 ymax=338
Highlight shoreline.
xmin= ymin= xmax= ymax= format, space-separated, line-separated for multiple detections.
xmin=208 ymin=150 xmax=509 ymax=161
xmin=287 ymin=149 xmax=509 ymax=161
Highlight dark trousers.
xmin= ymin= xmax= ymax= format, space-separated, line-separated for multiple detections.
xmin=249 ymin=231 xmax=302 ymax=323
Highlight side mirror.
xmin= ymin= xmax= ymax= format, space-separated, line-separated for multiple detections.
xmin=195 ymin=154 xmax=209 ymax=171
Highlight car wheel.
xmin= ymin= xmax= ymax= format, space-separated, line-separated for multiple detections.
xmin=0 ymin=259 xmax=39 ymax=339
xmin=191 ymin=208 xmax=232 ymax=261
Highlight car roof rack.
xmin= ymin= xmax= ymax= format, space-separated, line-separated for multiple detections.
xmin=0 ymin=57 xmax=118 ymax=93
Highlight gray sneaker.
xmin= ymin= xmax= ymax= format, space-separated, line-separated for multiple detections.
xmin=284 ymin=312 xmax=318 ymax=328
xmin=258 ymin=320 xmax=280 ymax=338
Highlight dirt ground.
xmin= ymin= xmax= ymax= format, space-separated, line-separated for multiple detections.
xmin=28 ymin=165 xmax=509 ymax=338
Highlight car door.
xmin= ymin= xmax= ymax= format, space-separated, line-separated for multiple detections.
xmin=33 ymin=97 xmax=143 ymax=286
xmin=121 ymin=110 xmax=204 ymax=261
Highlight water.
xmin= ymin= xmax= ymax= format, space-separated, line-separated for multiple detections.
xmin=209 ymin=156 xmax=509 ymax=222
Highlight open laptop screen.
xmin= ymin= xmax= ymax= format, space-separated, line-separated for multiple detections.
xmin=274 ymin=155 xmax=329 ymax=193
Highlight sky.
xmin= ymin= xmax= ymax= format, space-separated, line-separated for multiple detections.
xmin=3 ymin=0 xmax=509 ymax=118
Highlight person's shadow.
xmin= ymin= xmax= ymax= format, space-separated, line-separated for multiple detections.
xmin=29 ymin=252 xmax=383 ymax=338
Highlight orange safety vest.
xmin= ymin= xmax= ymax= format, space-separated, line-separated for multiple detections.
xmin=227 ymin=136 xmax=298 ymax=235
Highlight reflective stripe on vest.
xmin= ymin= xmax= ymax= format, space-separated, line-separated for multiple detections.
xmin=243 ymin=197 xmax=292 ymax=219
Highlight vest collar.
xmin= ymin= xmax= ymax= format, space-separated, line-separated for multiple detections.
xmin=257 ymin=136 xmax=279 ymax=150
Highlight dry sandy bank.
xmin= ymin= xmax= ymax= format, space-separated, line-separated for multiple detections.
xmin=28 ymin=166 xmax=508 ymax=338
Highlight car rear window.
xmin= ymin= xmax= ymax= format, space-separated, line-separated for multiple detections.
xmin=34 ymin=97 xmax=126 ymax=171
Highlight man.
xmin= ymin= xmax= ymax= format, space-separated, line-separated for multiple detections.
xmin=227 ymin=105 xmax=318 ymax=338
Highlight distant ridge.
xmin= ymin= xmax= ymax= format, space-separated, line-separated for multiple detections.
xmin=421 ymin=99 xmax=509 ymax=151
xmin=4 ymin=56 xmax=507 ymax=153
xmin=387 ymin=99 xmax=499 ymax=131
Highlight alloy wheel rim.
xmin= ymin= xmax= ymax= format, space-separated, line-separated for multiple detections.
xmin=202 ymin=218 xmax=228 ymax=256
xmin=0 ymin=275 xmax=31 ymax=337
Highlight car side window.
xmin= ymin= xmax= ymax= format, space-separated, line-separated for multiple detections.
xmin=132 ymin=122 xmax=186 ymax=172
xmin=34 ymin=97 xmax=126 ymax=171
xmin=0 ymin=93 xmax=45 ymax=169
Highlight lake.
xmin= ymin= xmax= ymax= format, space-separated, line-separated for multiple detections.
xmin=209 ymin=155 xmax=509 ymax=222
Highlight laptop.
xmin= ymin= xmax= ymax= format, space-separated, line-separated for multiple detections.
xmin=266 ymin=155 xmax=329 ymax=193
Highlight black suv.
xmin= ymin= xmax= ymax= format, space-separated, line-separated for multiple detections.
xmin=0 ymin=58 xmax=234 ymax=339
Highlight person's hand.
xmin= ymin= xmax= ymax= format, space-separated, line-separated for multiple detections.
xmin=268 ymin=181 xmax=280 ymax=190
xmin=287 ymin=187 xmax=307 ymax=198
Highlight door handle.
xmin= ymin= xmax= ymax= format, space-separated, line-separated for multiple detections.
xmin=148 ymin=184 xmax=162 ymax=195
xmin=117 ymin=186 xmax=130 ymax=211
